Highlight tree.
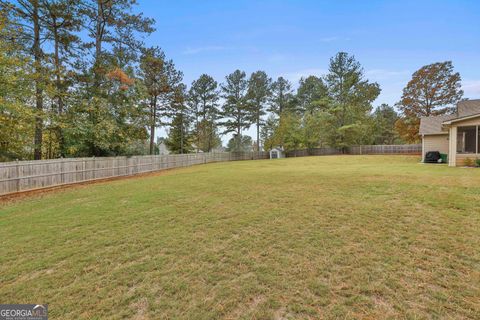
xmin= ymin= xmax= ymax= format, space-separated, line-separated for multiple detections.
xmin=246 ymin=71 xmax=271 ymax=152
xmin=81 ymin=0 xmax=154 ymax=156
xmin=396 ymin=61 xmax=463 ymax=142
xmin=139 ymin=47 xmax=182 ymax=154
xmin=0 ymin=12 xmax=34 ymax=160
xmin=324 ymin=52 xmax=381 ymax=148
xmin=43 ymin=0 xmax=83 ymax=157
xmin=296 ymin=75 xmax=328 ymax=114
xmin=195 ymin=119 xmax=222 ymax=152
xmin=269 ymin=76 xmax=294 ymax=116
xmin=3 ymin=0 xmax=49 ymax=159
xmin=302 ymin=111 xmax=329 ymax=150
xmin=371 ymin=104 xmax=400 ymax=145
xmin=221 ymin=70 xmax=251 ymax=150
xmin=188 ymin=74 xmax=220 ymax=152
xmin=265 ymin=112 xmax=303 ymax=153
xmin=226 ymin=134 xmax=253 ymax=152
xmin=165 ymin=85 xmax=193 ymax=154
xmin=261 ymin=115 xmax=278 ymax=151
xmin=83 ymin=0 xmax=155 ymax=81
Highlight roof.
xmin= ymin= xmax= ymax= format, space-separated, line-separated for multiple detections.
xmin=420 ymin=99 xmax=480 ymax=135
xmin=442 ymin=112 xmax=480 ymax=125
xmin=419 ymin=114 xmax=456 ymax=135
xmin=458 ymin=99 xmax=480 ymax=117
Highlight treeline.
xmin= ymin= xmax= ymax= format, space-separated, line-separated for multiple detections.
xmin=0 ymin=1 xmax=465 ymax=161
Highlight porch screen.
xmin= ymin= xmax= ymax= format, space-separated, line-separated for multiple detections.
xmin=457 ymin=126 xmax=477 ymax=153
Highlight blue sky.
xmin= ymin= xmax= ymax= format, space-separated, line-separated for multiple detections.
xmin=139 ymin=0 xmax=480 ymax=142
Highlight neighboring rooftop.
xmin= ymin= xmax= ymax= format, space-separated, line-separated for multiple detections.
xmin=419 ymin=99 xmax=480 ymax=135
xmin=419 ymin=114 xmax=456 ymax=135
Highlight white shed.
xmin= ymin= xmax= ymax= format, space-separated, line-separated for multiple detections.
xmin=269 ymin=147 xmax=285 ymax=159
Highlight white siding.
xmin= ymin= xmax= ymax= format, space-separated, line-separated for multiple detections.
xmin=423 ymin=135 xmax=449 ymax=160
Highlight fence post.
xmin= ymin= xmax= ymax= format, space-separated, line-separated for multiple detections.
xmin=15 ymin=159 xmax=20 ymax=192
xmin=82 ymin=159 xmax=86 ymax=181
xmin=93 ymin=157 xmax=96 ymax=179
xmin=60 ymin=157 xmax=65 ymax=184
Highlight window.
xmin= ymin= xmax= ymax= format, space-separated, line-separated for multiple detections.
xmin=457 ymin=126 xmax=477 ymax=153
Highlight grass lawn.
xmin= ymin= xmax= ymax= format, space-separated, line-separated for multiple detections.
xmin=1 ymin=155 xmax=479 ymax=319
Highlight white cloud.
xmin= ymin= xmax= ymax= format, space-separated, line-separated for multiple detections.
xmin=283 ymin=68 xmax=328 ymax=84
xmin=182 ymin=46 xmax=227 ymax=55
xmin=462 ymin=80 xmax=480 ymax=97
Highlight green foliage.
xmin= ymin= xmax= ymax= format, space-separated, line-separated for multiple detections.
xmin=296 ymin=76 xmax=328 ymax=114
xmin=247 ymin=71 xmax=272 ymax=150
xmin=371 ymin=104 xmax=401 ymax=144
xmin=195 ymin=119 xmax=222 ymax=152
xmin=324 ymin=52 xmax=381 ymax=148
xmin=226 ymin=134 xmax=253 ymax=152
xmin=464 ymin=158 xmax=474 ymax=167
xmin=269 ymin=77 xmax=294 ymax=116
xmin=475 ymin=159 xmax=480 ymax=167
xmin=0 ymin=14 xmax=34 ymax=160
xmin=188 ymin=74 xmax=221 ymax=152
xmin=221 ymin=70 xmax=251 ymax=135
xmin=165 ymin=113 xmax=193 ymax=154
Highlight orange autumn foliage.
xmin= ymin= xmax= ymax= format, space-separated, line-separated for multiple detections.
xmin=106 ymin=68 xmax=134 ymax=90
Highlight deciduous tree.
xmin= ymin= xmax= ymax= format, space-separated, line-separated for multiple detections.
xmin=396 ymin=61 xmax=463 ymax=142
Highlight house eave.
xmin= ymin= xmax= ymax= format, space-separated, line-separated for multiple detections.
xmin=442 ymin=113 xmax=480 ymax=125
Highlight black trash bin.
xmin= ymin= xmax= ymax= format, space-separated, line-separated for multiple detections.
xmin=425 ymin=151 xmax=441 ymax=163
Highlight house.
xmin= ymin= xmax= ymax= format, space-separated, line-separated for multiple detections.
xmin=419 ymin=99 xmax=480 ymax=166
xmin=269 ymin=147 xmax=285 ymax=159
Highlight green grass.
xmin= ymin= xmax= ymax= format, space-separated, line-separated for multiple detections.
xmin=1 ymin=155 xmax=479 ymax=319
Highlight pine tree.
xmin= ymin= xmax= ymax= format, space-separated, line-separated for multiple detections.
xmin=188 ymin=74 xmax=220 ymax=152
xmin=139 ymin=47 xmax=182 ymax=154
xmin=165 ymin=84 xmax=193 ymax=154
xmin=246 ymin=71 xmax=271 ymax=152
xmin=296 ymin=75 xmax=328 ymax=114
xmin=269 ymin=77 xmax=293 ymax=117
xmin=324 ymin=52 xmax=381 ymax=148
xmin=221 ymin=70 xmax=251 ymax=151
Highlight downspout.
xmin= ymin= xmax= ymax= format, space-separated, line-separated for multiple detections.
xmin=421 ymin=134 xmax=425 ymax=163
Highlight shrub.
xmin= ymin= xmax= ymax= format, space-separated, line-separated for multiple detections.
xmin=464 ymin=157 xmax=474 ymax=167
xmin=476 ymin=158 xmax=480 ymax=167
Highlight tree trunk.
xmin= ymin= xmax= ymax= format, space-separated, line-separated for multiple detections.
xmin=256 ymin=119 xmax=260 ymax=154
xmin=53 ymin=20 xmax=65 ymax=157
xmin=33 ymin=0 xmax=43 ymax=160
xmin=149 ymin=96 xmax=157 ymax=155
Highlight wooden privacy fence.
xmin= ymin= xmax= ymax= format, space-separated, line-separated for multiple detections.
xmin=0 ymin=144 xmax=421 ymax=196
xmin=347 ymin=144 xmax=422 ymax=155
xmin=0 ymin=151 xmax=268 ymax=196
xmin=285 ymin=144 xmax=422 ymax=157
